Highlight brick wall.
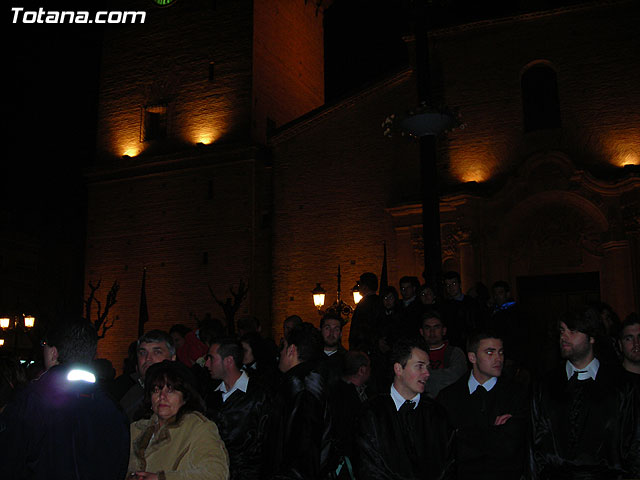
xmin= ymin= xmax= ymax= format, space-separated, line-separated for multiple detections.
xmin=252 ymin=0 xmax=326 ymax=142
xmin=96 ymin=0 xmax=253 ymax=159
xmin=430 ymin=1 xmax=640 ymax=183
xmin=85 ymin=145 xmax=271 ymax=370
xmin=270 ymin=72 xmax=420 ymax=338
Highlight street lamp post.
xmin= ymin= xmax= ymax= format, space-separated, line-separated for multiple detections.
xmin=0 ymin=314 xmax=36 ymax=357
xmin=312 ymin=265 xmax=357 ymax=319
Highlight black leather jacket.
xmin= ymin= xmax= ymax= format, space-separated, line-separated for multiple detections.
xmin=206 ymin=375 xmax=272 ymax=480
xmin=530 ymin=362 xmax=640 ymax=479
xmin=356 ymin=393 xmax=455 ymax=480
xmin=265 ymin=361 xmax=333 ymax=480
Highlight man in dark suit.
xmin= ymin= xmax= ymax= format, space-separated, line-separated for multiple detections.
xmin=265 ymin=322 xmax=333 ymax=479
xmin=205 ymin=337 xmax=271 ymax=480
xmin=436 ymin=331 xmax=528 ymax=479
xmin=349 ymin=272 xmax=383 ymax=353
xmin=327 ymin=350 xmax=371 ymax=465
xmin=356 ymin=337 xmax=454 ymax=479
xmin=439 ymin=271 xmax=482 ymax=351
xmin=397 ymin=275 xmax=423 ymax=340
xmin=318 ymin=313 xmax=347 ymax=391
xmin=530 ymin=307 xmax=640 ymax=479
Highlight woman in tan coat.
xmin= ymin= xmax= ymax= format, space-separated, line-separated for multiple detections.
xmin=127 ymin=361 xmax=229 ymax=480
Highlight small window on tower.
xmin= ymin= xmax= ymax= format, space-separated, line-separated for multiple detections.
xmin=143 ymin=104 xmax=168 ymax=141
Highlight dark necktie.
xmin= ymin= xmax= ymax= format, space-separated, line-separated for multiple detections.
xmin=399 ymin=399 xmax=415 ymax=415
xmin=473 ymin=385 xmax=487 ymax=395
xmin=567 ymin=370 xmax=590 ymax=456
xmin=473 ymin=385 xmax=488 ymax=413
xmin=398 ymin=400 xmax=418 ymax=466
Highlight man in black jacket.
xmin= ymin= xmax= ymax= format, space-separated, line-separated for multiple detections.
xmin=530 ymin=307 xmax=640 ymax=479
xmin=349 ymin=272 xmax=383 ymax=353
xmin=436 ymin=331 xmax=528 ymax=479
xmin=265 ymin=322 xmax=332 ymax=479
xmin=0 ymin=319 xmax=130 ymax=480
xmin=205 ymin=337 xmax=271 ymax=480
xmin=356 ymin=337 xmax=454 ymax=480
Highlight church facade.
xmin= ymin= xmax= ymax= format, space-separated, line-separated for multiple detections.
xmin=87 ymin=0 xmax=639 ymax=365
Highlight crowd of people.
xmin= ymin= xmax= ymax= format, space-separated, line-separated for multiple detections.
xmin=0 ymin=270 xmax=639 ymax=480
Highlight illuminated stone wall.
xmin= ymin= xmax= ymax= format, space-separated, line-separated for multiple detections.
xmin=86 ymin=145 xmax=272 ymax=367
xmin=270 ymin=71 xmax=420 ymax=336
xmin=252 ymin=0 xmax=326 ymax=142
xmin=430 ymin=2 xmax=639 ymax=183
xmin=96 ymin=0 xmax=253 ymax=159
xmin=89 ymin=0 xmax=264 ymax=367
xmin=269 ymin=1 xmax=640 ymax=338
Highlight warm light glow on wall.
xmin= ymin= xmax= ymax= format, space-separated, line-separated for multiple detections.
xmin=450 ymin=144 xmax=497 ymax=183
xmin=122 ymin=145 xmax=141 ymax=157
xmin=190 ymin=124 xmax=220 ymax=145
xmin=460 ymin=168 xmax=490 ymax=183
xmin=605 ymin=136 xmax=640 ymax=167
xmin=0 ymin=318 xmax=10 ymax=329
xmin=196 ymin=133 xmax=216 ymax=145
xmin=620 ymin=152 xmax=639 ymax=167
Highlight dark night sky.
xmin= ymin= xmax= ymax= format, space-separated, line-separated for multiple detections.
xmin=5 ymin=1 xmax=106 ymax=228
xmin=4 ymin=1 xmax=106 ymax=316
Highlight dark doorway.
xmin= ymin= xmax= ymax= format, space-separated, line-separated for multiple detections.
xmin=516 ymin=272 xmax=600 ymax=377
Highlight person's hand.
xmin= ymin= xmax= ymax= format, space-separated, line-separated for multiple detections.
xmin=133 ymin=472 xmax=159 ymax=480
xmin=494 ymin=414 xmax=512 ymax=426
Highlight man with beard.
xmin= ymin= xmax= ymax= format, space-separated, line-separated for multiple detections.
xmin=619 ymin=314 xmax=640 ymax=385
xmin=318 ymin=314 xmax=347 ymax=391
xmin=437 ymin=332 xmax=528 ymax=479
xmin=530 ymin=307 xmax=640 ymax=479
xmin=356 ymin=337 xmax=454 ymax=479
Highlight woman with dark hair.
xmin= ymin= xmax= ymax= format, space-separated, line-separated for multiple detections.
xmin=127 ymin=360 xmax=229 ymax=480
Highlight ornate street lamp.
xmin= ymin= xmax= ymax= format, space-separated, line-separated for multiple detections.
xmin=352 ymin=283 xmax=363 ymax=305
xmin=312 ymin=266 xmax=355 ymax=319
xmin=0 ymin=314 xmax=36 ymax=356
xmin=312 ymin=283 xmax=326 ymax=309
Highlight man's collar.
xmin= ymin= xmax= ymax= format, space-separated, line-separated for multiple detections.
xmin=468 ymin=372 xmax=498 ymax=394
xmin=390 ymin=384 xmax=419 ymax=410
xmin=215 ymin=370 xmax=249 ymax=401
xmin=566 ymin=357 xmax=599 ymax=381
xmin=429 ymin=341 xmax=447 ymax=351
xmin=324 ymin=349 xmax=338 ymax=356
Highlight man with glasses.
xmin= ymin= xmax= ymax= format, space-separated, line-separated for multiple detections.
xmin=398 ymin=275 xmax=423 ymax=340
xmin=440 ymin=271 xmax=482 ymax=351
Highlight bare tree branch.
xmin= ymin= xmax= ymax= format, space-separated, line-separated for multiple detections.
xmin=84 ymin=279 xmax=120 ymax=340
xmin=208 ymin=280 xmax=249 ymax=335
